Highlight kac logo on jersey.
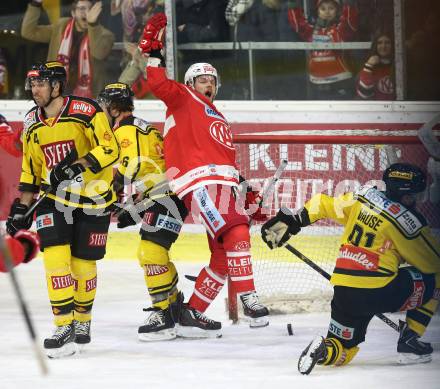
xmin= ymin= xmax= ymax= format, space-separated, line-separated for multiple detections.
xmin=41 ymin=140 xmax=75 ymax=169
xmin=209 ymin=121 xmax=234 ymax=150
xmin=329 ymin=319 xmax=354 ymax=340
xmin=36 ymin=213 xmax=54 ymax=230
xmin=69 ymin=100 xmax=96 ymax=116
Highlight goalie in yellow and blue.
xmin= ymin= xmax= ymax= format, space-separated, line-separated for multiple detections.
xmin=261 ymin=162 xmax=440 ymax=374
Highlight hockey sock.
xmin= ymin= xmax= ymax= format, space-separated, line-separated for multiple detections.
xmin=43 ymin=244 xmax=74 ymax=326
xmin=321 ymin=337 xmax=359 ymax=366
xmin=406 ymin=298 xmax=438 ymax=336
xmin=223 ymin=224 xmax=256 ymax=294
xmin=138 ymin=240 xmax=178 ymax=310
xmin=71 ymin=256 xmax=97 ymax=322
xmin=188 ymin=266 xmax=226 ymax=312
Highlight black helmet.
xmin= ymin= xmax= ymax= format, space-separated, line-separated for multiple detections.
xmin=25 ymin=61 xmax=67 ymax=91
xmin=97 ymin=83 xmax=134 ymax=111
xmin=383 ymin=163 xmax=427 ymax=201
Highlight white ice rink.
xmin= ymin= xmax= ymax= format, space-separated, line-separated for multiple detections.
xmin=1 ymin=259 xmax=439 ymax=389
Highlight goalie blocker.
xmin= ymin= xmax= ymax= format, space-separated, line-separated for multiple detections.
xmin=261 ymin=163 xmax=440 ymax=373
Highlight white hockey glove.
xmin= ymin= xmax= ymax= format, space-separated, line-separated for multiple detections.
xmin=261 ymin=207 xmax=310 ymax=249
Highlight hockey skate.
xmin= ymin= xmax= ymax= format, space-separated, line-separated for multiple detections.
xmin=138 ymin=306 xmax=176 ymax=341
xmin=177 ymin=304 xmax=222 ymax=338
xmin=298 ymin=336 xmax=327 ymax=375
xmin=74 ymin=320 xmax=91 ymax=350
xmin=240 ymin=292 xmax=269 ymax=328
xmin=397 ymin=320 xmax=433 ymax=364
xmin=44 ymin=323 xmax=77 ymax=359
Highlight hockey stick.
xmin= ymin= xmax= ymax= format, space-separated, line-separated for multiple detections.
xmin=0 ymin=234 xmax=49 ymax=374
xmin=228 ymin=160 xmax=289 ymax=322
xmin=284 ymin=243 xmax=400 ymax=332
xmin=184 ymin=160 xmax=290 ymax=284
xmin=23 ymin=148 xmax=79 ymax=220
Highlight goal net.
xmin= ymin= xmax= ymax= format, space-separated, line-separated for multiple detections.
xmin=229 ymin=133 xmax=439 ymax=319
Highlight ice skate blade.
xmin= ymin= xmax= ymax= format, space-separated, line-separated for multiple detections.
xmin=397 ymin=352 xmax=432 ymax=365
xmin=138 ymin=328 xmax=177 ymax=342
xmin=249 ymin=316 xmax=269 ymax=328
xmin=46 ymin=342 xmax=77 ymax=359
xmin=177 ymin=325 xmax=222 ymax=339
xmin=298 ymin=336 xmax=325 ymax=375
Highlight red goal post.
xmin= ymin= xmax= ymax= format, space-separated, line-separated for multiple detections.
xmin=228 ymin=128 xmax=439 ymax=321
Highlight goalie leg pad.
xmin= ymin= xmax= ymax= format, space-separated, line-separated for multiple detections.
xmin=138 ymin=240 xmax=178 ymax=309
xmin=43 ymin=244 xmax=74 ymax=326
xmin=71 ymin=256 xmax=97 ymax=323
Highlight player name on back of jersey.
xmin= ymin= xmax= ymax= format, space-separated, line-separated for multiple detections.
xmin=358 ymin=186 xmax=424 ymax=236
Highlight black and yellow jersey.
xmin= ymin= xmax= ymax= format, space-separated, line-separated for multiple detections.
xmin=19 ymin=96 xmax=120 ymax=209
xmin=304 ymin=186 xmax=440 ymax=288
xmin=113 ymin=115 xmax=167 ymax=195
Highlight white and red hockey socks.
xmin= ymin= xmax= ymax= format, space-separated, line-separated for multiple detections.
xmin=188 ymin=266 xmax=226 ymax=313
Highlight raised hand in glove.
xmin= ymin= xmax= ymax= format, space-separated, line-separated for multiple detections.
xmin=261 ymin=207 xmax=310 ymax=249
xmin=49 ymin=149 xmax=85 ymax=190
xmin=6 ymin=198 xmax=34 ymax=237
xmin=245 ymin=190 xmax=268 ymax=222
xmin=138 ymin=12 xmax=167 ymax=55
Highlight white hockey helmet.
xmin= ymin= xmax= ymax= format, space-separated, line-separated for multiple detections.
xmin=184 ymin=62 xmax=221 ymax=96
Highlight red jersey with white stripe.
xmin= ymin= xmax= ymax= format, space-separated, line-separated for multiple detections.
xmin=288 ymin=4 xmax=358 ymax=84
xmin=356 ymin=61 xmax=395 ymax=100
xmin=146 ymin=66 xmax=239 ymax=198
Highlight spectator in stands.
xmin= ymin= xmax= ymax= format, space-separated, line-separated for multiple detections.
xmin=118 ymin=0 xmax=164 ymax=98
xmin=288 ymin=0 xmax=358 ymax=100
xmin=356 ymin=30 xmax=395 ymax=100
xmin=21 ymin=0 xmax=115 ymax=98
xmin=0 ymin=49 xmax=9 ymax=98
xmin=176 ymin=0 xmax=229 ymax=44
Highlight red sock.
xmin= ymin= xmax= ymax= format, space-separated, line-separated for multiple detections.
xmin=188 ymin=266 xmax=226 ymax=312
xmin=223 ymin=224 xmax=256 ymax=294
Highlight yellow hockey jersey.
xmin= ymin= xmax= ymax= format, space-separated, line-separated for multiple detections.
xmin=304 ymin=186 xmax=440 ymax=288
xmin=113 ymin=115 xmax=167 ymax=195
xmin=20 ymin=96 xmax=120 ymax=209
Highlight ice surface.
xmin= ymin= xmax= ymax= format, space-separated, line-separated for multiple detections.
xmin=1 ymin=260 xmax=439 ymax=389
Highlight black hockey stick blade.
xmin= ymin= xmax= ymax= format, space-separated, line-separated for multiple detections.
xmin=185 ymin=274 xmax=197 ymax=282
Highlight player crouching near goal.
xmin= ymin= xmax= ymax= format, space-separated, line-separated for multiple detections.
xmin=138 ymin=13 xmax=269 ymax=337
xmin=261 ymin=163 xmax=440 ymax=374
xmin=97 ymin=82 xmax=188 ymax=341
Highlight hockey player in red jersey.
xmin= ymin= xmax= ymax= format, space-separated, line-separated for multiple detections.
xmin=0 ymin=114 xmax=22 ymax=157
xmin=0 ymin=230 xmax=40 ymax=273
xmin=138 ymin=12 xmax=269 ymax=337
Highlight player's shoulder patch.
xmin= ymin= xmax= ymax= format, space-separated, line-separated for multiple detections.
xmin=23 ymin=106 xmax=39 ymax=133
xmin=66 ymin=96 xmax=101 ymax=120
xmin=356 ymin=186 xmax=426 ymax=237
xmin=133 ymin=117 xmax=160 ymax=138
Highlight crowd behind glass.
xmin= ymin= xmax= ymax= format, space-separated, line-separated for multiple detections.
xmin=0 ymin=0 xmax=439 ymax=101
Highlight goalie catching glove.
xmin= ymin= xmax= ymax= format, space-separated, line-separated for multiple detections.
xmin=138 ymin=12 xmax=167 ymax=55
xmin=261 ymin=207 xmax=310 ymax=249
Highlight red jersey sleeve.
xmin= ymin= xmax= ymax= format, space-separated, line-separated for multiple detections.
xmin=0 ymin=236 xmax=26 ymax=273
xmin=146 ymin=66 xmax=188 ymax=109
xmin=287 ymin=6 xmax=313 ymax=41
xmin=337 ymin=5 xmax=358 ymax=39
